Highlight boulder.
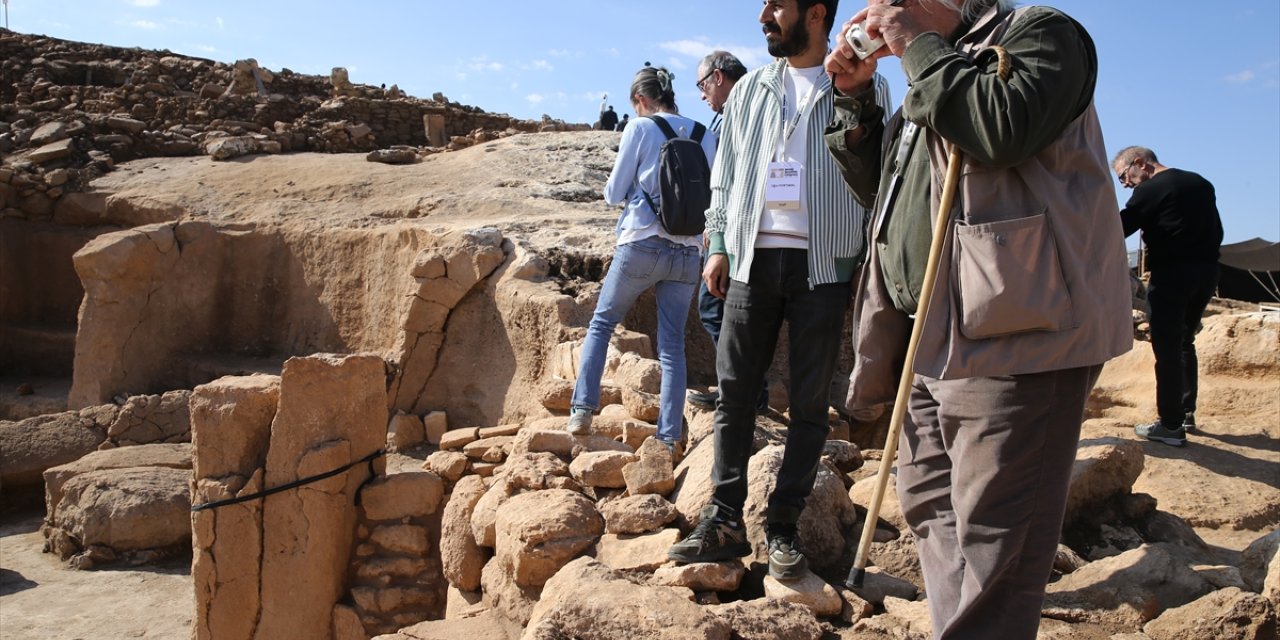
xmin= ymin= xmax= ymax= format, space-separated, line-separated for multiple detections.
xmin=106 ymin=390 xmax=192 ymax=446
xmin=206 ymin=136 xmax=259 ymax=161
xmin=1 ymin=409 xmax=109 ymax=488
xmin=1242 ymin=529 xmax=1280 ymax=595
xmin=594 ymin=529 xmax=682 ymax=572
xmin=503 ymin=452 xmax=576 ymax=491
xmin=599 ymin=494 xmax=678 ymax=534
xmin=375 ymin=610 xmax=521 ymax=640
xmin=743 ymin=446 xmax=857 ymax=574
xmin=621 ymin=386 xmax=661 ymax=423
xmin=422 ymin=411 xmax=448 ymax=445
xmin=471 ymin=477 xmax=517 ymax=548
xmin=440 ymin=475 xmax=489 ymax=592
xmin=1043 ymin=544 xmax=1217 ymax=632
xmin=45 ymin=466 xmax=191 ymax=564
xmin=43 ymin=443 xmax=191 ymax=515
xmin=1064 ymin=438 xmax=1144 ymax=525
xmin=570 ymin=451 xmax=636 ymax=489
xmin=388 ymin=412 xmax=426 ymax=452
xmin=622 ymin=438 xmax=675 ymax=496
xmin=423 ymin=451 xmax=469 ymax=482
xmin=1142 ymin=587 xmax=1277 ymax=640
xmin=29 ymin=121 xmax=68 ymax=146
xmin=361 ymin=472 xmax=444 ymax=522
xmin=614 ymin=353 xmax=662 ymax=394
xmin=651 ymin=561 xmax=745 ymax=592
xmin=29 ymin=138 xmax=75 ymax=164
xmin=522 ymin=557 xmax=731 ymax=640
xmin=762 ymin=573 xmax=843 ymax=617
xmin=707 ymin=598 xmax=824 ymax=640
xmin=481 ymin=555 xmax=542 ymax=626
xmin=494 ymin=489 xmax=603 ymax=587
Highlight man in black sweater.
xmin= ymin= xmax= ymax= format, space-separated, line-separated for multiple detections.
xmin=1114 ymin=146 xmax=1224 ymax=446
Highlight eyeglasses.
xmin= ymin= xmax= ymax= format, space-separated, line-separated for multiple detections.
xmin=696 ymin=68 xmax=717 ymax=92
xmin=1117 ymin=157 xmax=1139 ymax=185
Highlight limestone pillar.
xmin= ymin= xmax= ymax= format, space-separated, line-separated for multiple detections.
xmin=424 ymin=113 xmax=446 ymax=148
xmin=190 ymin=353 xmax=388 ymax=640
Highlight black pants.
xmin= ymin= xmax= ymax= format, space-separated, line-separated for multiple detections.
xmin=1146 ymin=263 xmax=1218 ymax=427
xmin=709 ymin=249 xmax=850 ymax=520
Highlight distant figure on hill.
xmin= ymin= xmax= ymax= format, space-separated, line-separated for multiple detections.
xmin=600 ymin=105 xmax=619 ymax=132
xmin=616 ymin=113 xmax=630 ymax=131
xmin=1114 ymin=146 xmax=1224 ymax=446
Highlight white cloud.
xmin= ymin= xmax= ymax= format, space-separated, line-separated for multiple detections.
xmin=1224 ymin=70 xmax=1256 ymax=84
xmin=659 ymin=38 xmax=770 ymax=69
xmin=194 ymin=44 xmax=217 ymax=54
xmin=511 ymin=82 xmax=520 ymax=91
xmin=605 ymin=48 xmax=620 ymax=57
xmin=465 ymin=57 xmax=504 ymax=73
xmin=666 ymin=57 xmax=687 ymax=71
xmin=456 ymin=72 xmax=468 ymax=81
xmin=166 ymin=18 xmax=197 ymax=27
xmin=521 ymin=59 xmax=553 ymax=72
xmin=548 ymin=49 xmax=574 ymax=58
xmin=216 ymin=17 xmax=224 ymax=30
xmin=129 ymin=20 xmax=161 ymax=30
xmin=526 ymin=94 xmax=545 ymax=105
xmin=128 ymin=0 xmax=161 ymax=6
xmin=583 ymin=91 xmax=606 ymax=102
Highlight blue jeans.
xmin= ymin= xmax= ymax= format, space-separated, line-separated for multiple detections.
xmin=572 ymin=236 xmax=701 ymax=443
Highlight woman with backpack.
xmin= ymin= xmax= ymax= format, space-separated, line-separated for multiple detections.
xmin=565 ymin=65 xmax=717 ymax=452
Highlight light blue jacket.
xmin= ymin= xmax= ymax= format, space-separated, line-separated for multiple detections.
xmin=604 ymin=112 xmax=717 ymax=237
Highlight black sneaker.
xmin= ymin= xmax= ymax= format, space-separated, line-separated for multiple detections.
xmin=687 ymin=388 xmax=718 ymax=411
xmin=1135 ymin=421 xmax=1186 ymax=447
xmin=667 ymin=504 xmax=751 ymax=563
xmin=765 ymin=523 xmax=807 ymax=581
xmin=1182 ymin=413 xmax=1197 ymax=433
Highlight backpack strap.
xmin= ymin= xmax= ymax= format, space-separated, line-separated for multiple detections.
xmin=644 ymin=114 xmax=679 ymax=140
xmin=690 ymin=121 xmax=706 ymax=144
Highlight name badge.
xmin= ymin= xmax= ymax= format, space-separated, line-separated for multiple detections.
xmin=765 ymin=161 xmax=804 ymax=211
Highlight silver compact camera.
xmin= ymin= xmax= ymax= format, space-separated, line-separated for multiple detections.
xmin=845 ymin=23 xmax=885 ymax=60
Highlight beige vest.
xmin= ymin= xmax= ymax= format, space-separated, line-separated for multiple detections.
xmin=849 ymin=5 xmax=1132 ymax=408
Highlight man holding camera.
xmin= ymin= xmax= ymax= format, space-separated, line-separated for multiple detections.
xmin=825 ymin=0 xmax=1130 ymax=637
xmin=1114 ymin=146 xmax=1223 ymax=447
xmin=667 ymin=0 xmax=889 ymax=581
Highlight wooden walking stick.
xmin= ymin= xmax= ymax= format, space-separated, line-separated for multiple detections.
xmin=846 ymin=46 xmax=1011 ymax=590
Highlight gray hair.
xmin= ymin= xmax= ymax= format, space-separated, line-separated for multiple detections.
xmin=699 ymin=51 xmax=748 ymax=83
xmin=1112 ymin=146 xmax=1159 ymax=167
xmin=918 ymin=0 xmax=1016 ymax=22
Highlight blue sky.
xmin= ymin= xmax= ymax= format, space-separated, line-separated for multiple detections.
xmin=12 ymin=0 xmax=1279 ymax=245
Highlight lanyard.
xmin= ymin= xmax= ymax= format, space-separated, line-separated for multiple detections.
xmin=777 ymin=64 xmax=823 ymax=161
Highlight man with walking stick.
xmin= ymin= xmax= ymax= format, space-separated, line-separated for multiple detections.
xmin=824 ymin=1 xmax=1131 ymax=638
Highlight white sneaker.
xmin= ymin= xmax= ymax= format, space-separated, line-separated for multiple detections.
xmin=566 ymin=407 xmax=593 ymax=435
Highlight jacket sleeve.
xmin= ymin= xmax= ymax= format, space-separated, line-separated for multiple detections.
xmin=825 ymin=76 xmax=891 ymax=209
xmin=603 ymin=121 xmax=645 ymax=206
xmin=901 ymin=7 xmax=1096 ymax=168
xmin=705 ymin=90 xmax=741 ymax=255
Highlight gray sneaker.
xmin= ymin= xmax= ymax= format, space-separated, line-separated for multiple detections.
xmin=566 ymin=407 xmax=593 ymax=435
xmin=668 ymin=504 xmax=751 ymax=564
xmin=1182 ymin=413 xmax=1197 ymax=433
xmin=1135 ymin=421 xmax=1186 ymax=447
xmin=766 ymin=523 xmax=807 ymax=581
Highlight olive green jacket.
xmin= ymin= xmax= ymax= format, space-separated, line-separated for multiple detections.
xmin=826 ymin=5 xmax=1132 ymax=408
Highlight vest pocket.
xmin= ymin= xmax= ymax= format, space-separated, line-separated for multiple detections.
xmin=953 ymin=213 xmax=1073 ymax=339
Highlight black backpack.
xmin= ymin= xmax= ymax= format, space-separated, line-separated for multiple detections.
xmin=640 ymin=115 xmax=712 ymax=236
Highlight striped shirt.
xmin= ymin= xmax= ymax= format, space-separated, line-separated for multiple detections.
xmin=706 ymin=61 xmax=891 ymax=286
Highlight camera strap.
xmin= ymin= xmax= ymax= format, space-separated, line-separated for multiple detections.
xmin=873 ymin=119 xmax=921 ymax=236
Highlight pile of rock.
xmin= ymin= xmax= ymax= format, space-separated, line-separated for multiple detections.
xmin=0 ymin=28 xmax=589 ymax=223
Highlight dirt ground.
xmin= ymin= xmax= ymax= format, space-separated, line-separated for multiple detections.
xmin=0 ymin=510 xmax=193 ymax=639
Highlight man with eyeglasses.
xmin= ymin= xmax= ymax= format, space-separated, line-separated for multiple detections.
xmin=1113 ymin=146 xmax=1223 ymax=446
xmin=686 ymin=50 xmax=764 ymax=413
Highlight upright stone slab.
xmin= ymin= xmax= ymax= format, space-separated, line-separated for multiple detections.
xmin=190 ymin=374 xmax=280 ymax=640
xmin=256 ymin=354 xmax=388 ymax=640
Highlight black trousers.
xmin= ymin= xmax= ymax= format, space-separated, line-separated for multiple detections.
xmin=1146 ymin=262 xmax=1218 ymax=427
xmin=709 ymin=249 xmax=850 ymax=521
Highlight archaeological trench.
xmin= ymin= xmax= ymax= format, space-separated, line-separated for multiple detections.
xmin=1 ymin=28 xmax=1278 ymax=640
